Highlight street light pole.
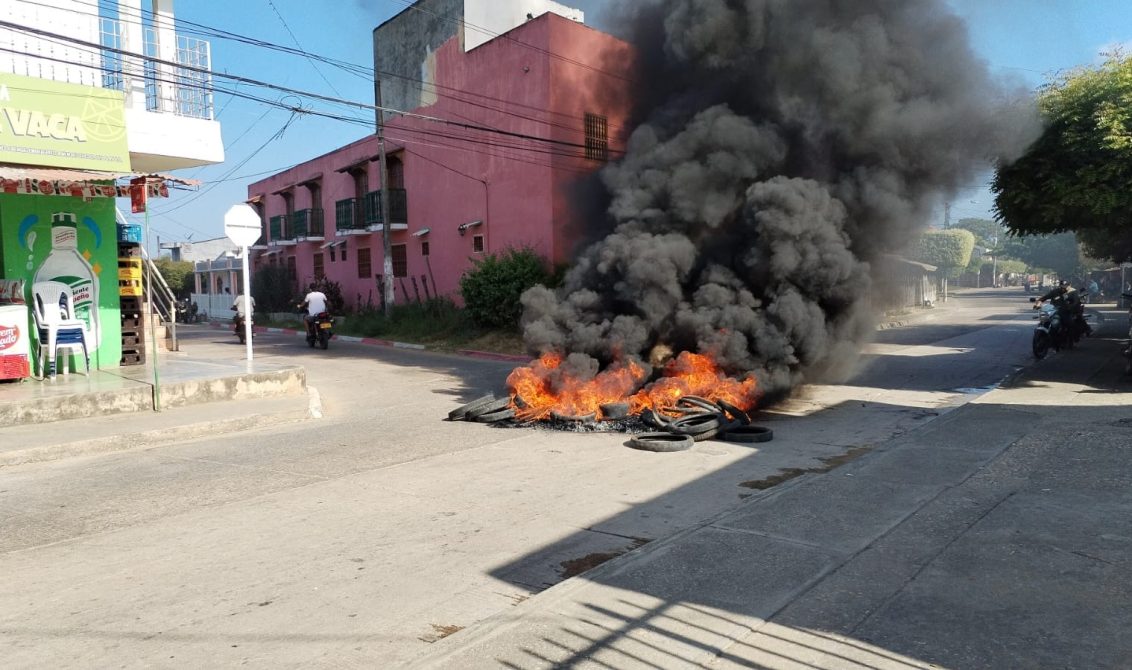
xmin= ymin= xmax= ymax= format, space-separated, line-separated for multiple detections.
xmin=374 ymin=78 xmax=394 ymax=316
xmin=991 ymin=235 xmax=998 ymax=288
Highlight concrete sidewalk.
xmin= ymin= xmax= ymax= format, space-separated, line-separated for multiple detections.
xmin=415 ymin=318 xmax=1132 ymax=668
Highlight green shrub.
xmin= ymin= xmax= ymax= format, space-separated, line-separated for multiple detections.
xmin=307 ymin=276 xmax=345 ymax=315
xmin=459 ymin=247 xmax=550 ymax=328
xmin=912 ymin=229 xmax=976 ymax=278
xmin=251 ymin=265 xmax=296 ymax=312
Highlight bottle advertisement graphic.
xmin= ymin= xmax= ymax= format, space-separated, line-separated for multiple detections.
xmin=34 ymin=213 xmax=101 ymax=351
xmin=0 ymin=195 xmax=120 ymax=369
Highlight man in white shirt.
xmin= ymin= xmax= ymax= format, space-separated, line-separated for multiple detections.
xmin=301 ymin=283 xmax=328 ymax=329
xmin=232 ymin=292 xmax=255 ymax=318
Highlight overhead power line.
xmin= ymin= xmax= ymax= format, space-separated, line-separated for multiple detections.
xmin=23 ymin=0 xmax=628 ymax=136
xmin=0 ymin=19 xmax=616 ymax=156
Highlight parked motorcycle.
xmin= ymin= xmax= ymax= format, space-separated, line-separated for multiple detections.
xmin=304 ymin=311 xmax=334 ymax=350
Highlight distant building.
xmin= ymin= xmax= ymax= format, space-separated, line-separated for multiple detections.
xmin=247 ymin=0 xmax=633 ymax=309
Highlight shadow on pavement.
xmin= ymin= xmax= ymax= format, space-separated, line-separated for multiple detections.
xmin=441 ymin=335 xmax=1132 ymax=669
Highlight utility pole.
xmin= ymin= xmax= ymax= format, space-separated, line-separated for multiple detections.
xmin=374 ymin=78 xmax=394 ymax=315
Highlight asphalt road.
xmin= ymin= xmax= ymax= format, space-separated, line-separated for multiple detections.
xmin=0 ymin=287 xmax=1094 ymax=668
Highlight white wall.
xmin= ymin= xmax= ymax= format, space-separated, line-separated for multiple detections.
xmin=126 ymin=107 xmax=224 ymax=171
xmin=463 ymin=0 xmax=583 ymax=52
xmin=0 ymin=0 xmax=102 ymax=86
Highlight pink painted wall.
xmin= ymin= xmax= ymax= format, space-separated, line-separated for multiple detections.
xmin=248 ymin=13 xmax=632 ymax=310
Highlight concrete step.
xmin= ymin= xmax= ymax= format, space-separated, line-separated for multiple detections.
xmin=0 ymin=359 xmax=306 ymax=427
xmin=0 ymin=392 xmax=317 ymax=468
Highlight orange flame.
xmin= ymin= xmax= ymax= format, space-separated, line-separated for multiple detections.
xmin=507 ymin=350 xmax=758 ymax=421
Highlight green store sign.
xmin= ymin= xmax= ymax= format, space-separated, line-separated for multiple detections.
xmin=0 ymin=73 xmax=130 ymax=171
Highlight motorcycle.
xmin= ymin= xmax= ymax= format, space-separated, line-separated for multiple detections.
xmin=304 ymin=311 xmax=334 ymax=350
xmin=1123 ymin=293 xmax=1132 ymax=375
xmin=231 ymin=306 xmax=253 ymax=344
xmin=1030 ymin=298 xmax=1069 ymax=359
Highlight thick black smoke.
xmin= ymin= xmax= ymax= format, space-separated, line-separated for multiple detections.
xmin=521 ymin=0 xmax=1038 ymax=401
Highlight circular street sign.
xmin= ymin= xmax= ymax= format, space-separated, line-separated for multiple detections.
xmin=224 ymin=204 xmax=262 ymax=247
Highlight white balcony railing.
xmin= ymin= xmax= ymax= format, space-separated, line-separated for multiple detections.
xmin=99 ymin=18 xmax=213 ymax=121
xmin=0 ymin=6 xmax=213 ymax=121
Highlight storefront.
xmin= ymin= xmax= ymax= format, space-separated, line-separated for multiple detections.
xmin=0 ymin=72 xmax=168 ymax=378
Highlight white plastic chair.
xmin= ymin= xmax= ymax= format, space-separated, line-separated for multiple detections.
xmin=31 ymin=281 xmax=90 ymax=378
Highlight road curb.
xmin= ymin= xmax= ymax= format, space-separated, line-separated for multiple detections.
xmin=207 ymin=322 xmax=519 ymax=360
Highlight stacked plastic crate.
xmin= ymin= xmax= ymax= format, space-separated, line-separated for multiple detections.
xmin=118 ymin=242 xmax=145 ymax=366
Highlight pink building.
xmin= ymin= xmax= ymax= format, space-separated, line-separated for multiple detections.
xmin=247 ymin=3 xmax=633 ymax=310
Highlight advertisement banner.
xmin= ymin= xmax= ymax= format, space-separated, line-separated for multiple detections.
xmin=0 ymin=194 xmax=122 ymax=370
xmin=0 ymin=73 xmax=130 ymax=171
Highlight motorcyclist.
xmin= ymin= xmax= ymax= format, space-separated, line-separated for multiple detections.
xmin=1035 ymin=280 xmax=1091 ymax=337
xmin=231 ymin=291 xmax=255 ymax=337
xmin=300 ymin=283 xmax=328 ymax=336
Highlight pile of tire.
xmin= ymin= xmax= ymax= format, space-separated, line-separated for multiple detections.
xmin=447 ymin=394 xmax=515 ymax=423
xmin=627 ymin=396 xmax=773 ymax=452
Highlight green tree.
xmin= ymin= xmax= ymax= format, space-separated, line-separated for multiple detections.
xmin=152 ymin=257 xmax=193 ymax=298
xmin=460 ymin=247 xmax=550 ymax=329
xmin=952 ymin=218 xmax=1005 ymax=249
xmin=998 ymin=232 xmax=1082 ymax=278
xmin=911 ymin=229 xmax=975 ymax=278
xmin=992 ymin=52 xmax=1132 ymax=262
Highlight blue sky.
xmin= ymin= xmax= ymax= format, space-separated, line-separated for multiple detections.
xmin=135 ymin=0 xmax=1132 ymax=248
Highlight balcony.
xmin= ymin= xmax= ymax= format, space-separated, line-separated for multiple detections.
xmin=363 ymin=189 xmax=409 ymax=232
xmin=291 ymin=208 xmax=325 ymax=241
xmin=268 ymin=215 xmax=295 ymax=246
xmin=99 ymin=18 xmax=214 ymax=120
xmin=335 ymin=198 xmax=366 ymax=235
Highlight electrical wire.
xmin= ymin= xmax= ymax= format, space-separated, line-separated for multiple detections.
xmin=20 ymin=0 xmax=629 ymax=135
xmin=0 ymin=18 xmax=611 ymax=154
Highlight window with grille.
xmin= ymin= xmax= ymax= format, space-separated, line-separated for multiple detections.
xmin=313 ymin=253 xmax=324 ymax=279
xmin=472 ymin=234 xmax=484 ymax=253
xmin=392 ymin=244 xmax=408 ymax=277
xmin=585 ymin=112 xmax=608 ymax=162
xmin=286 ymin=256 xmax=296 ymax=280
xmin=421 ymin=241 xmax=430 ymax=257
xmin=329 ymin=245 xmax=336 ymax=262
xmin=341 ymin=240 xmax=347 ymax=261
xmin=357 ymin=247 xmax=372 ymax=278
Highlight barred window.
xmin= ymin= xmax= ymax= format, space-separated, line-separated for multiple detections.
xmin=584 ymin=112 xmax=608 ymax=162
xmin=472 ymin=235 xmax=484 ymax=253
xmin=421 ymin=241 xmax=430 ymax=257
xmin=392 ymin=244 xmax=407 ymax=278
xmin=313 ymin=253 xmax=325 ymax=279
xmin=286 ymin=256 xmax=296 ymax=280
xmin=357 ymin=247 xmax=372 ymax=278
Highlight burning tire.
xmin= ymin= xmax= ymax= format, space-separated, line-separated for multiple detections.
xmin=719 ymin=425 xmax=774 ymax=443
xmin=474 ymin=408 xmax=516 ymax=423
xmin=677 ymin=396 xmax=719 ymax=413
xmin=448 ymin=395 xmax=502 ymax=421
xmin=599 ymin=402 xmax=630 ymax=420
xmin=641 ymin=409 xmax=670 ymax=429
xmin=466 ymin=397 xmax=513 ymax=420
xmin=716 ymin=400 xmax=751 ymax=425
xmin=669 ymin=412 xmax=728 ymax=442
xmin=550 ymin=410 xmax=597 ymax=424
xmin=669 ymin=413 xmax=722 ymax=434
xmin=627 ymin=432 xmax=694 ymax=452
